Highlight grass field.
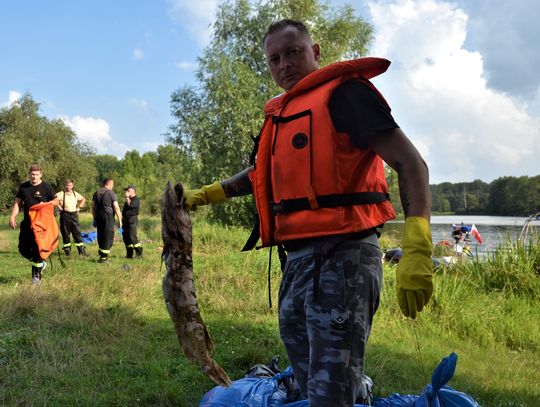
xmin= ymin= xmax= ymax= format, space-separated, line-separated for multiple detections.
xmin=0 ymin=213 xmax=539 ymax=406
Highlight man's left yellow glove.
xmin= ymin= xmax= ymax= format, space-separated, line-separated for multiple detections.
xmin=396 ymin=216 xmax=433 ymax=319
xmin=183 ymin=181 xmax=226 ymax=210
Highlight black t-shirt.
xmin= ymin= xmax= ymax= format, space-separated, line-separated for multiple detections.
xmin=329 ymin=79 xmax=399 ymax=149
xmin=122 ymin=196 xmax=140 ymax=219
xmin=15 ymin=181 xmax=56 ymax=218
xmin=93 ymin=188 xmax=118 ymax=215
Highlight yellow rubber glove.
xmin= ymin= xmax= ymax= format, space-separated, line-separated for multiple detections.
xmin=183 ymin=181 xmax=226 ymax=210
xmin=396 ymin=216 xmax=433 ymax=319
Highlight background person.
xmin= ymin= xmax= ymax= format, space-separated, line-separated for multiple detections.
xmin=184 ymin=19 xmax=433 ymax=407
xmin=122 ymin=185 xmax=142 ymax=258
xmin=56 ymin=179 xmax=87 ymax=256
xmin=92 ymin=178 xmax=122 ymax=263
xmin=9 ymin=164 xmax=59 ymax=284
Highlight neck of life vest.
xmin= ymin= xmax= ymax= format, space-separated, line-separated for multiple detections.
xmin=250 ymin=57 xmax=396 ymax=248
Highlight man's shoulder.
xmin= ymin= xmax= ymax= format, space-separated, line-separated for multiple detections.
xmin=39 ymin=181 xmax=54 ymax=189
xmin=105 ymin=190 xmax=118 ymax=203
xmin=92 ymin=188 xmax=103 ymax=199
xmin=332 ymin=78 xmax=375 ymax=97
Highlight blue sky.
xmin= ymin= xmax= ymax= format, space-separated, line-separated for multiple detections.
xmin=1 ymin=0 xmax=539 ymax=184
xmin=1 ymin=0 xmax=199 ymax=153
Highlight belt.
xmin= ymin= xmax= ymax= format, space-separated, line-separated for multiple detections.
xmin=283 ymin=228 xmax=377 ymax=254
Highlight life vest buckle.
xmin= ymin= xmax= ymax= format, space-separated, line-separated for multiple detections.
xmin=306 ymin=185 xmax=319 ymax=210
xmin=271 ymin=201 xmax=284 ymax=215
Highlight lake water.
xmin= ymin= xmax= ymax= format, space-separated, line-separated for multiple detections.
xmin=383 ymin=215 xmax=540 ymax=254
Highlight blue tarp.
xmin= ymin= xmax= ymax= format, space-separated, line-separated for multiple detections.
xmin=81 ymin=231 xmax=97 ymax=243
xmin=199 ymin=353 xmax=480 ymax=407
xmin=80 ymin=227 xmax=122 ymax=244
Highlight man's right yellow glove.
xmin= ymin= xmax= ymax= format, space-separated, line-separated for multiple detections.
xmin=396 ymin=216 xmax=433 ymax=319
xmin=183 ymin=181 xmax=226 ymax=210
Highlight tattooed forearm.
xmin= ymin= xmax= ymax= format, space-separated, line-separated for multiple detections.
xmin=221 ymin=166 xmax=253 ymax=198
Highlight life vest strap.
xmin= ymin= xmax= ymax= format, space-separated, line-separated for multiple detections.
xmin=271 ymin=192 xmax=389 ymax=215
xmin=242 ymin=219 xmax=261 ymax=252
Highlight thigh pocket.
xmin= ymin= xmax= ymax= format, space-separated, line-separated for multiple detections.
xmin=317 ymin=258 xmax=345 ymax=310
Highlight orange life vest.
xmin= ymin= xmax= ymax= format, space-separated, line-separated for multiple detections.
xmin=28 ymin=202 xmax=59 ymax=260
xmin=250 ymin=57 xmax=396 ymax=247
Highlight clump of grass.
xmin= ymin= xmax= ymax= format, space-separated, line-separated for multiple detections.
xmin=459 ymin=235 xmax=540 ymax=299
xmin=423 ymin=235 xmax=540 ymax=354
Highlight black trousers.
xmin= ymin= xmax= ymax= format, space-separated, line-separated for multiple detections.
xmin=18 ymin=219 xmax=41 ymax=262
xmin=60 ymin=211 xmax=83 ymax=245
xmin=96 ymin=213 xmax=115 ymax=253
xmin=122 ymin=218 xmax=139 ymax=246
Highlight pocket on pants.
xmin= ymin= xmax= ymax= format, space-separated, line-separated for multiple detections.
xmin=317 ymin=259 xmax=345 ymax=311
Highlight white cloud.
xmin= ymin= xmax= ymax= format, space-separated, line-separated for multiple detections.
xmin=9 ymin=90 xmax=21 ymax=104
xmin=60 ymin=115 xmax=129 ymax=155
xmin=1 ymin=90 xmax=22 ymax=108
xmin=175 ymin=61 xmax=196 ymax=71
xmin=368 ymin=0 xmax=540 ymax=183
xmin=167 ymin=0 xmax=217 ymax=46
xmin=133 ymin=48 xmax=144 ymax=60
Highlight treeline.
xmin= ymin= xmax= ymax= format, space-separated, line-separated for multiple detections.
xmin=0 ymin=95 xmax=193 ymax=216
xmin=431 ymin=177 xmax=540 ymax=216
xmin=2 ymin=94 xmax=539 ymax=224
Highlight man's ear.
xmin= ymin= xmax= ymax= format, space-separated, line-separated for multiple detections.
xmin=312 ymin=43 xmax=321 ymax=62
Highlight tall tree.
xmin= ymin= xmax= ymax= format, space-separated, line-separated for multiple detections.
xmin=94 ymin=155 xmax=123 ymax=186
xmin=488 ymin=176 xmax=533 ymax=216
xmin=0 ymin=94 xmax=96 ymax=210
xmin=168 ymin=0 xmax=373 ymax=225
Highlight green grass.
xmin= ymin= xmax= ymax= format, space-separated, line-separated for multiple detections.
xmin=0 ymin=213 xmax=539 ymax=406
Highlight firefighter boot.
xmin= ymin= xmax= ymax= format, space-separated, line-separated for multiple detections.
xmin=98 ymin=255 xmax=110 ymax=264
xmin=31 ymin=261 xmax=46 ymax=285
xmin=134 ymin=246 xmax=143 ymax=258
xmin=98 ymin=249 xmax=110 ymax=264
xmin=63 ymin=245 xmax=71 ymax=257
xmin=126 ymin=246 xmax=134 ymax=259
xmin=31 ymin=266 xmax=41 ymax=285
xmin=77 ymin=245 xmax=87 ymax=257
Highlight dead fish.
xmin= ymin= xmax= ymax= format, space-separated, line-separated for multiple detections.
xmin=161 ymin=181 xmax=231 ymax=387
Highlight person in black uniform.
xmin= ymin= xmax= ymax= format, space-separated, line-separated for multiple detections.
xmin=122 ymin=185 xmax=143 ymax=258
xmin=92 ymin=178 xmax=122 ymax=263
xmin=9 ymin=164 xmax=59 ymax=284
xmin=56 ymin=179 xmax=87 ymax=256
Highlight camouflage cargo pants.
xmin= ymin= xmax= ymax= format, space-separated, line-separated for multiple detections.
xmin=278 ymin=233 xmax=383 ymax=406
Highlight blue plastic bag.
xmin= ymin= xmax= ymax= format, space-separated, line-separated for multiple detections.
xmin=372 ymin=353 xmax=479 ymax=407
xmin=199 ymin=368 xmax=293 ymax=407
xmin=199 ymin=354 xmax=480 ymax=407
xmin=412 ymin=353 xmax=480 ymax=407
